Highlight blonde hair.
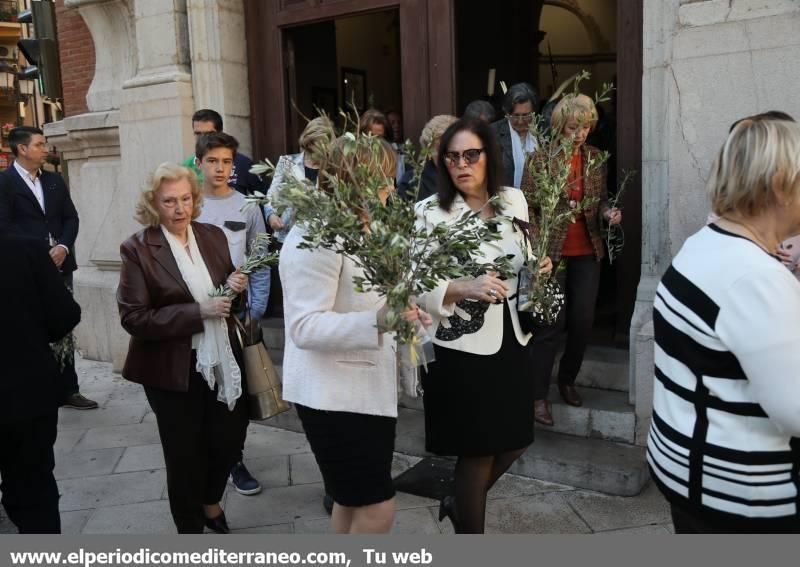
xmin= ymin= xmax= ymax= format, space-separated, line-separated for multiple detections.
xmin=420 ymin=115 xmax=458 ymax=149
xmin=134 ymin=162 xmax=203 ymax=227
xmin=709 ymin=119 xmax=800 ymax=217
xmin=299 ymin=116 xmax=335 ymax=156
xmin=551 ymin=93 xmax=598 ymax=139
xmin=319 ymin=134 xmax=397 ymax=196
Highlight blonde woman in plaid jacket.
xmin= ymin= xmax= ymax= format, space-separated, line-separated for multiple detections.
xmin=520 ymin=94 xmax=621 ymax=426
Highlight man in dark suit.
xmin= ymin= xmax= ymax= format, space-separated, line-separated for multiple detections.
xmin=0 ymin=126 xmax=97 ymax=409
xmin=490 ymin=83 xmax=538 ymax=188
xmin=0 ymin=233 xmax=81 ymax=533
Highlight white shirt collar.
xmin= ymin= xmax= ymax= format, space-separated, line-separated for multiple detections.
xmin=13 ymin=160 xmax=41 ymax=182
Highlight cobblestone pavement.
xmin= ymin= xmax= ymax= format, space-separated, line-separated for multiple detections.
xmin=0 ymin=356 xmax=673 ymax=534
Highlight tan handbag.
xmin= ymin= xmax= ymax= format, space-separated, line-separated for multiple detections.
xmin=234 ymin=316 xmax=290 ymax=420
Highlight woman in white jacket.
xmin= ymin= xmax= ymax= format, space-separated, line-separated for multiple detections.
xmin=280 ymin=135 xmax=429 ymax=534
xmin=416 ymin=118 xmax=551 ymax=533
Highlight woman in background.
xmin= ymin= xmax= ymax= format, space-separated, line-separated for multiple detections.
xmin=521 ymin=93 xmax=621 ymax=427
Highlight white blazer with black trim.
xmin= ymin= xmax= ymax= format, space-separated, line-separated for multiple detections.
xmin=415 ymin=187 xmax=534 ymax=356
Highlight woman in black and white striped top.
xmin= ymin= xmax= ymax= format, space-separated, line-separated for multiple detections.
xmin=649 ymin=117 xmax=800 ymax=533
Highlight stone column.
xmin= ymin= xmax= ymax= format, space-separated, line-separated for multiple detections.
xmin=186 ymin=0 xmax=252 ymax=156
xmin=631 ymin=0 xmax=800 ymax=444
xmin=47 ymin=0 xmax=197 ymax=369
xmin=629 ymin=0 xmax=679 ymax=444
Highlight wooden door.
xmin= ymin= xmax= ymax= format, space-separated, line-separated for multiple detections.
xmin=614 ymin=0 xmax=643 ymax=342
xmin=244 ymin=0 xmax=456 ymax=162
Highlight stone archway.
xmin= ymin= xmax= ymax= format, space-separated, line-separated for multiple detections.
xmin=543 ymin=0 xmax=612 ymax=53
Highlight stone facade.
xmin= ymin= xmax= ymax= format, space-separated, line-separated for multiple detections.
xmin=631 ymin=0 xmax=800 ymax=443
xmin=51 ymin=0 xmax=800 ymax=433
xmin=48 ymin=0 xmax=251 ymax=369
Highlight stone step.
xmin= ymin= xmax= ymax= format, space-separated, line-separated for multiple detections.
xmin=266 ymin=346 xmax=284 ymax=365
xmin=400 ymin=385 xmax=634 ymax=443
xmin=255 ymin=405 xmax=646 ymax=496
xmin=572 ymin=346 xmax=630 ymax=392
xmin=261 ymin=318 xmax=285 ymax=349
xmin=262 ymin=317 xmax=630 ymax=392
xmin=510 ymin=429 xmax=648 ymax=497
xmin=538 ymin=385 xmax=634 ymax=443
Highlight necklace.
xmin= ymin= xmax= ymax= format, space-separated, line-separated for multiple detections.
xmin=720 ymin=217 xmax=778 ymax=255
xmin=567 ymin=152 xmax=582 ymax=210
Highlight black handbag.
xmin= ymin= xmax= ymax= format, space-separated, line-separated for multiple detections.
xmin=515 ymin=265 xmax=565 ymax=334
xmin=511 ymin=217 xmax=565 ymax=333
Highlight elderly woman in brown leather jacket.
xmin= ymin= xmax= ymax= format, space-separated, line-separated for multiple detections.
xmin=117 ymin=162 xmax=249 ymax=534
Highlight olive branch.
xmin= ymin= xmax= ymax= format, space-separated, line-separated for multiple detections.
xmin=517 ymin=71 xmax=613 ymax=322
xmin=209 ymin=232 xmax=278 ymax=298
xmin=244 ymin=110 xmax=510 ymax=346
xmin=603 ymin=169 xmax=636 ymax=265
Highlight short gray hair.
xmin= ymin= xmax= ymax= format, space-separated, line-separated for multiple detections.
xmin=464 ymin=100 xmax=496 ymax=123
xmin=135 ymin=162 xmax=203 ymax=227
xmin=502 ymin=83 xmax=538 ymax=115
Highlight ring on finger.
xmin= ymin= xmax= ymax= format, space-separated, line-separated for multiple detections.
xmin=489 ymin=288 xmax=497 ymax=297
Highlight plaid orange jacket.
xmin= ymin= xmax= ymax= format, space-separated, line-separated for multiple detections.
xmin=520 ymin=144 xmax=609 ymax=264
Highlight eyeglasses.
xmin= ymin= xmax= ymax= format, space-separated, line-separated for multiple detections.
xmin=22 ymin=141 xmax=49 ymax=150
xmin=507 ymin=112 xmax=535 ymax=123
xmin=444 ymin=148 xmax=485 ymax=167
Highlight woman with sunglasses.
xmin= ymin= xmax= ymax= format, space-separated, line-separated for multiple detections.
xmin=416 ymin=118 xmax=552 ymax=533
xmin=521 ymin=94 xmax=621 ymax=427
xmin=490 ymin=83 xmax=539 ymax=188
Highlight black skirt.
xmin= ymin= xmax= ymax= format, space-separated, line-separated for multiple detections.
xmin=422 ymin=303 xmax=534 ymax=457
xmin=295 ymin=404 xmax=396 ymax=507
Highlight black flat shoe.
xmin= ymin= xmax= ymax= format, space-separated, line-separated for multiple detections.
xmin=205 ymin=511 xmax=230 ymax=534
xmin=438 ymin=495 xmax=460 ymax=533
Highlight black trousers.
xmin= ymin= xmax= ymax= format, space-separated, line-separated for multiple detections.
xmin=144 ymin=366 xmax=249 ymax=534
xmin=530 ymin=255 xmax=602 ymax=400
xmin=0 ymin=412 xmax=60 ymax=533
xmin=671 ymin=504 xmax=800 ymax=534
xmin=60 ymin=272 xmax=79 ymax=398
xmin=266 ymin=240 xmax=284 ymax=317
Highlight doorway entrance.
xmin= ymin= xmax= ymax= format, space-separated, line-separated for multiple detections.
xmin=283 ymin=10 xmax=403 ymax=153
xmin=454 ymin=0 xmax=640 ymax=346
xmin=245 ymin=0 xmax=641 ymax=344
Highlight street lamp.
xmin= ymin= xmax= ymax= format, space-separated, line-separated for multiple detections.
xmin=17 ymin=75 xmax=34 ymax=96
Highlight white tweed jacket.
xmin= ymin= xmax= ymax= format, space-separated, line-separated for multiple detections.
xmin=415 ymin=187 xmax=533 ymax=355
xmin=279 ymin=225 xmax=398 ymax=418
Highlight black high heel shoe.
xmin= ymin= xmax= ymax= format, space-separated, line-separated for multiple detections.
xmin=205 ymin=511 xmax=230 ymax=534
xmin=438 ymin=496 xmax=460 ymax=533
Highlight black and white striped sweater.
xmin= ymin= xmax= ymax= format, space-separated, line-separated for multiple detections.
xmin=648 ymin=224 xmax=800 ymax=525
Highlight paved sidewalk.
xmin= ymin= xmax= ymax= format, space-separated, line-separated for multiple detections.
xmin=1 ymin=356 xmax=673 ymax=534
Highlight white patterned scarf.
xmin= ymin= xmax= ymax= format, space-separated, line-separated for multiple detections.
xmin=509 ymin=121 xmax=537 ymax=188
xmin=161 ymin=225 xmax=242 ymax=410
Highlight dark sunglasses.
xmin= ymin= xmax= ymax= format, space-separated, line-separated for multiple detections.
xmin=444 ymin=148 xmax=485 ymax=167
xmin=507 ymin=112 xmax=535 ymax=122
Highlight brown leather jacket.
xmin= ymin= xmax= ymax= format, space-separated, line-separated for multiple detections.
xmin=117 ymin=222 xmax=242 ymax=392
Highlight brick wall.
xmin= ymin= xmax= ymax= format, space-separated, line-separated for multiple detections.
xmin=54 ymin=0 xmax=94 ymax=117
